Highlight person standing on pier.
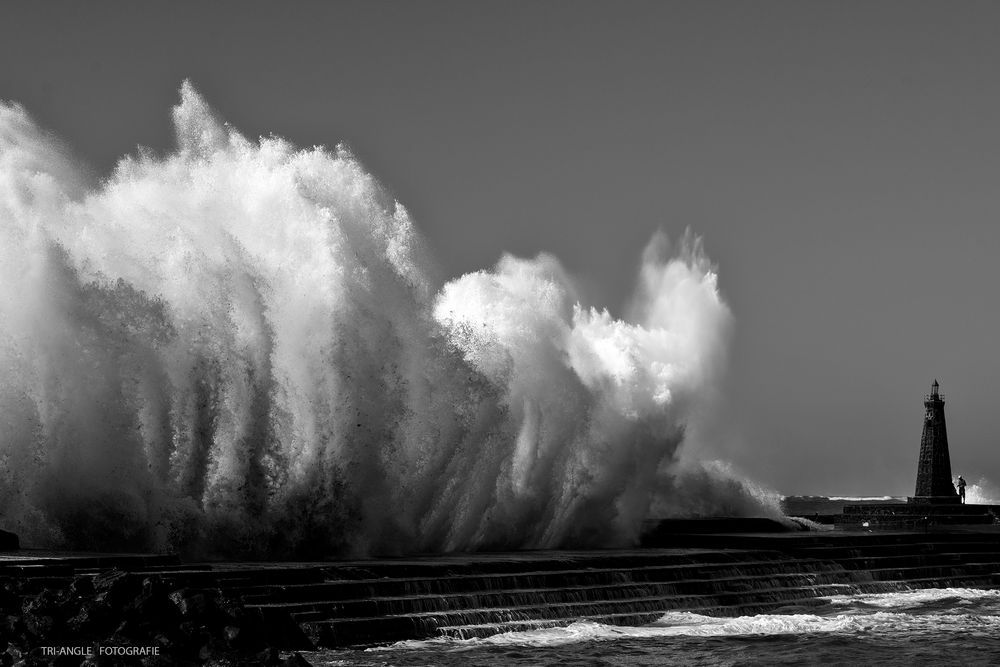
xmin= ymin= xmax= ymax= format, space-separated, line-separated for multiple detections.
xmin=957 ymin=476 xmax=967 ymax=504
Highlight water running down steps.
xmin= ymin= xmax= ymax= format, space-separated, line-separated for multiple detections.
xmin=5 ymin=531 xmax=1000 ymax=650
xmin=280 ymin=535 xmax=1000 ymax=646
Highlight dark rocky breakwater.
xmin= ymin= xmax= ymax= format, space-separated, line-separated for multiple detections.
xmin=0 ymin=553 xmax=315 ymax=666
xmin=2 ymin=528 xmax=1000 ymax=664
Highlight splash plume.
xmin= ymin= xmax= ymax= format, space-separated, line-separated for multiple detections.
xmin=0 ymin=82 xmax=777 ymax=557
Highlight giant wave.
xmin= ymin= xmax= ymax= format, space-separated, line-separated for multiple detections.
xmin=0 ymin=82 xmax=778 ymax=557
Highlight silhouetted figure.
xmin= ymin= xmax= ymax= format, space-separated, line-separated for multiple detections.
xmin=957 ymin=476 xmax=967 ymax=504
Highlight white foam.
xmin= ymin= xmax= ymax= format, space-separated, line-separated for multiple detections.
xmin=965 ymin=478 xmax=1000 ymax=504
xmin=375 ymin=589 xmax=1000 ymax=651
xmin=378 ymin=611 xmax=1000 ymax=651
xmin=823 ymin=587 xmax=1000 ymax=608
xmin=0 ymin=83 xmax=777 ymax=555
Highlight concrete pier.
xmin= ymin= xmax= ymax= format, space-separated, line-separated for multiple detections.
xmin=4 ymin=527 xmax=1000 ymax=650
xmin=838 ymin=502 xmax=999 ymax=529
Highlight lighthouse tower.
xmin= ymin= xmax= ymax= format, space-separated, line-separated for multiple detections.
xmin=910 ymin=380 xmax=959 ymax=504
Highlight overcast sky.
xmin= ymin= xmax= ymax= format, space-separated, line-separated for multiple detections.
xmin=3 ymin=1 xmax=999 ymax=496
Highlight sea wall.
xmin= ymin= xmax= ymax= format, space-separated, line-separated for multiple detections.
xmin=2 ymin=530 xmax=1000 ymax=660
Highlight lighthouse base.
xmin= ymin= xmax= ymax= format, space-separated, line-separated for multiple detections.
xmin=907 ymin=496 xmax=961 ymax=504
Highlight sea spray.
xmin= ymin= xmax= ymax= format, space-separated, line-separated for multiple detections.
xmin=0 ymin=82 xmax=777 ymax=557
xmin=966 ymin=478 xmax=1000 ymax=505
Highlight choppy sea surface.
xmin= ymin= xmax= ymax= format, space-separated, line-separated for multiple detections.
xmin=304 ymin=588 xmax=1000 ymax=666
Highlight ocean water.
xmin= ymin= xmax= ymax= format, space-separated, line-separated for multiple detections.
xmin=306 ymin=588 xmax=1000 ymax=666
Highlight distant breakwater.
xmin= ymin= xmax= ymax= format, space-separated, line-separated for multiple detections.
xmin=2 ymin=530 xmax=1000 ymax=660
xmin=781 ymin=495 xmax=1000 ymax=529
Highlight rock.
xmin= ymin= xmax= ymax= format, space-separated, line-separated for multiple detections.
xmin=217 ymin=593 xmax=247 ymax=618
xmin=79 ymin=657 xmax=119 ymax=667
xmin=0 ymin=615 xmax=31 ymax=650
xmin=69 ymin=576 xmax=95 ymax=598
xmin=139 ymin=656 xmax=176 ymax=667
xmin=21 ymin=589 xmax=59 ymax=616
xmin=93 ymin=569 xmax=127 ymax=590
xmin=24 ymin=646 xmax=52 ymax=666
xmin=0 ymin=582 xmax=19 ymax=615
xmin=21 ymin=592 xmax=60 ymax=639
xmin=141 ymin=576 xmax=165 ymax=598
xmin=93 ymin=570 xmax=139 ymax=608
xmin=53 ymin=654 xmax=87 ymax=667
xmin=198 ymin=637 xmax=231 ymax=662
xmin=130 ymin=587 xmax=180 ymax=629
xmin=169 ymin=588 xmax=220 ymax=623
xmin=113 ymin=617 xmax=150 ymax=645
xmin=22 ymin=612 xmax=54 ymax=640
xmin=219 ymin=609 xmax=266 ymax=652
xmin=55 ymin=593 xmax=84 ymax=628
xmin=281 ymin=653 xmax=313 ymax=667
xmin=15 ymin=658 xmax=49 ymax=667
xmin=256 ymin=647 xmax=281 ymax=666
xmin=177 ymin=620 xmax=198 ymax=641
xmin=67 ymin=599 xmax=115 ymax=637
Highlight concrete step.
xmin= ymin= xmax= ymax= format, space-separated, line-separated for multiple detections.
xmin=860 ymin=562 xmax=999 ymax=581
xmin=317 ymin=549 xmax=791 ymax=580
xmin=794 ymin=552 xmax=1000 ymax=569
xmin=791 ymin=540 xmax=1000 ymax=552
xmin=246 ymin=572 xmax=865 ymax=617
xmin=0 ymin=552 xmax=179 ymax=574
xmin=237 ymin=558 xmax=848 ymax=605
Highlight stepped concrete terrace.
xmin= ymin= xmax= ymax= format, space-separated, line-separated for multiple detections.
xmin=4 ymin=526 xmax=1000 ymax=650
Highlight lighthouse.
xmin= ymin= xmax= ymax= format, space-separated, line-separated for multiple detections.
xmin=910 ymin=379 xmax=960 ymax=504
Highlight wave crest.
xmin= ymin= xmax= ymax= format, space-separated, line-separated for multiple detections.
xmin=0 ymin=83 xmax=767 ymax=557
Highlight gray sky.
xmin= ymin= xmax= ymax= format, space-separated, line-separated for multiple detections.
xmin=3 ymin=1 xmax=999 ymax=496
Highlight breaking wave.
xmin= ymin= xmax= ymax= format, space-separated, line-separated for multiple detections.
xmin=966 ymin=478 xmax=1000 ymax=505
xmin=0 ymin=82 xmax=775 ymax=557
xmin=373 ymin=588 xmax=1000 ymax=651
